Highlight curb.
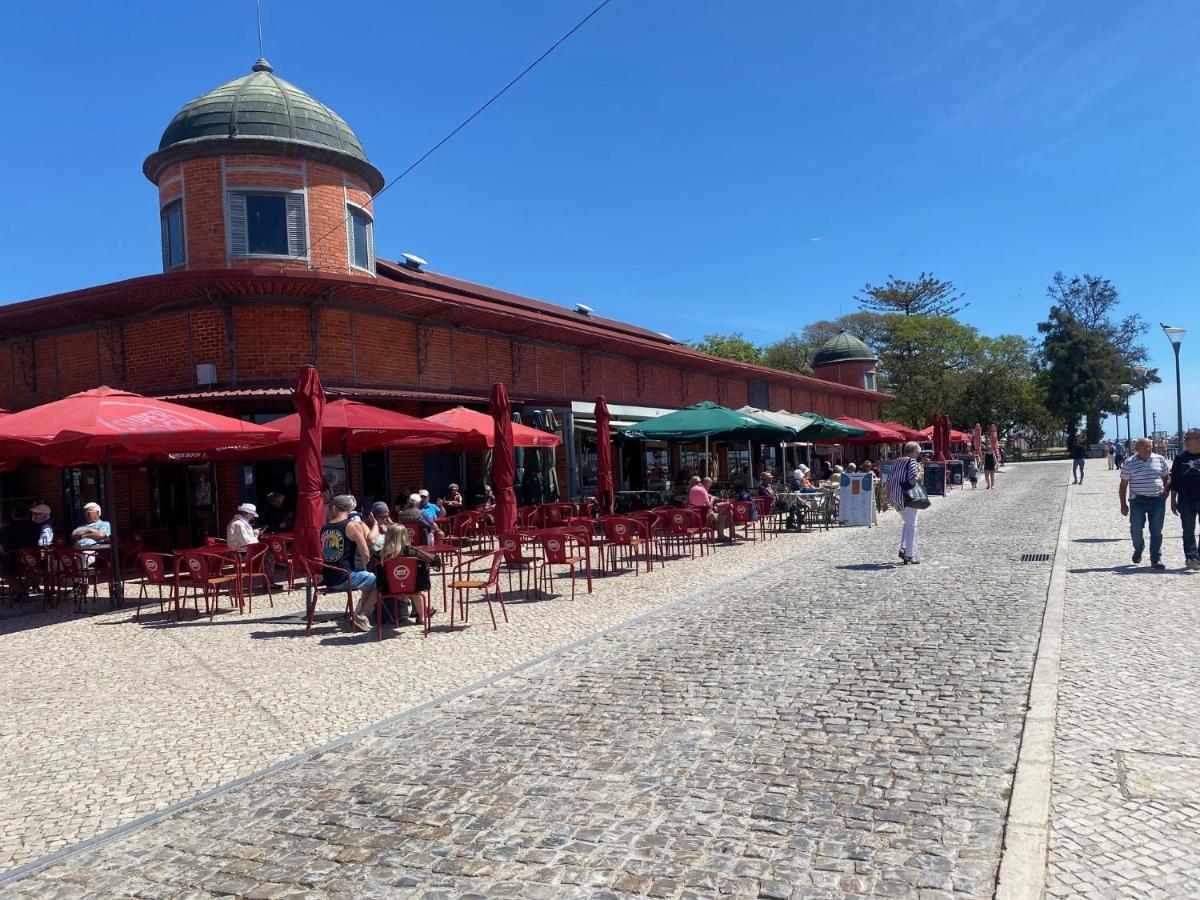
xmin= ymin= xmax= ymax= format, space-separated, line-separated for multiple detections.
xmin=995 ymin=483 xmax=1072 ymax=899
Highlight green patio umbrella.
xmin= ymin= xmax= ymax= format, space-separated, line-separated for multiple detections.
xmin=793 ymin=413 xmax=869 ymax=442
xmin=620 ymin=401 xmax=794 ymax=481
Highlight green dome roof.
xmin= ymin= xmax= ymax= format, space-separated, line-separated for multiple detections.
xmin=144 ymin=59 xmax=384 ymax=192
xmin=812 ymin=331 xmax=876 ymax=367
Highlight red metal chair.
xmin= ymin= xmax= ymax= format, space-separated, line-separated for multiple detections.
xmin=516 ymin=507 xmax=539 ymax=528
xmin=753 ymin=496 xmax=776 ymax=540
xmin=296 ymin=556 xmax=358 ymax=635
xmin=55 ymin=548 xmax=112 ymax=611
xmin=134 ymin=552 xmax=178 ymax=620
xmin=600 ymin=517 xmax=652 ymax=575
xmin=448 ymin=550 xmax=507 ymax=630
xmin=120 ymin=534 xmax=146 ymax=570
xmin=378 ymin=556 xmax=431 ymax=640
xmin=175 ymin=549 xmax=242 ymax=620
xmin=539 ymin=530 xmax=591 ymax=600
xmin=498 ymin=532 xmax=542 ymax=598
xmin=13 ymin=548 xmax=57 ymax=606
xmin=241 ymin=542 xmax=275 ymax=613
xmin=576 ymin=499 xmax=595 ymax=519
xmin=660 ymin=507 xmax=705 ymax=560
xmin=445 ymin=511 xmax=484 ymax=549
xmin=264 ymin=535 xmax=295 ymax=590
xmin=730 ymin=500 xmax=758 ymax=542
xmin=538 ymin=503 xmax=574 ymax=528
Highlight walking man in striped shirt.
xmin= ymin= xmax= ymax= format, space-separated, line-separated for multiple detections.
xmin=1119 ymin=437 xmax=1171 ymax=569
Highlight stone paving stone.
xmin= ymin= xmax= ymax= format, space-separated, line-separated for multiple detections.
xmin=2 ymin=464 xmax=1060 ymax=897
xmin=1046 ymin=467 xmax=1200 ymax=898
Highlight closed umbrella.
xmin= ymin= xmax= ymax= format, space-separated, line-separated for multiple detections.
xmin=595 ymin=396 xmax=615 ymax=515
xmin=544 ymin=409 xmax=560 ymax=501
xmin=491 ymin=384 xmax=517 ymax=536
xmin=292 ymin=366 xmax=325 ymax=569
xmin=524 ymin=411 xmax=545 ymax=504
xmin=973 ymin=423 xmax=983 ymax=457
xmin=989 ymin=423 xmax=1001 ymax=463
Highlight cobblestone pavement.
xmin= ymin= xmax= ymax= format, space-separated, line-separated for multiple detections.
xmin=2 ymin=463 xmax=1063 ymax=898
xmin=1 ymin=506 xmax=867 ymax=872
xmin=1047 ymin=467 xmax=1200 ymax=898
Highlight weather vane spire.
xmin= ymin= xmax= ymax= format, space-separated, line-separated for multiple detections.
xmin=256 ymin=0 xmax=265 ymax=60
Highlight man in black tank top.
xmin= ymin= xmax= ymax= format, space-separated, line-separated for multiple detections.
xmin=320 ymin=495 xmax=376 ymax=632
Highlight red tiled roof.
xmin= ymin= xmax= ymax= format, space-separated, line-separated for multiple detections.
xmin=0 ymin=266 xmax=891 ymax=402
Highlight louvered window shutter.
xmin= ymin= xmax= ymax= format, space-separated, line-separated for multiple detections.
xmin=285 ymin=193 xmax=307 ymax=258
xmin=345 ymin=207 xmax=354 ymax=269
xmin=365 ymin=216 xmax=375 ymax=272
xmin=160 ymin=210 xmax=171 ymax=270
xmin=228 ymin=193 xmax=248 ymax=257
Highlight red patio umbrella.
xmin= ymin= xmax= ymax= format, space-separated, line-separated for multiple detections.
xmin=594 ymin=396 xmax=615 ymax=515
xmin=835 ymin=417 xmax=905 ymax=444
xmin=490 ymin=384 xmax=517 ymax=537
xmin=879 ymin=421 xmax=927 ymax=443
xmin=265 ymin=398 xmax=468 ymax=454
xmin=0 ymin=386 xmax=281 ymax=597
xmin=389 ymin=406 xmax=560 ymax=452
xmin=973 ymin=423 xmax=983 ymax=457
xmin=988 ymin=423 xmax=1001 ymax=460
xmin=292 ymin=367 xmax=325 ymax=569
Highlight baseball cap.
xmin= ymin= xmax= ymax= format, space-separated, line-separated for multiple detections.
xmin=418 ymin=489 xmax=430 ymax=498
xmin=331 ymin=494 xmax=357 ymax=512
xmin=30 ymin=503 xmax=51 ymax=517
xmin=408 ymin=493 xmax=422 ymax=505
xmin=371 ymin=501 xmax=390 ymax=516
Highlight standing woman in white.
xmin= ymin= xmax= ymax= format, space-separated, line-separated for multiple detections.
xmin=888 ymin=442 xmax=924 ymax=564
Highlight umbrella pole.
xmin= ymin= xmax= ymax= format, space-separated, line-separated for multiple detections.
xmin=342 ymin=435 xmax=351 ymax=496
xmin=704 ymin=436 xmax=709 ymax=478
xmin=105 ymin=447 xmax=122 ymax=605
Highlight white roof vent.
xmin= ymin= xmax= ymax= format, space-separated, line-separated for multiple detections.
xmin=401 ymin=253 xmax=427 ymax=271
xmin=575 ymin=303 xmax=594 ymax=316
xmin=657 ymin=332 xmax=674 ymax=341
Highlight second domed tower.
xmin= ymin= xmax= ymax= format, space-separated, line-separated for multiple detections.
xmin=143 ymin=59 xmax=384 ymax=276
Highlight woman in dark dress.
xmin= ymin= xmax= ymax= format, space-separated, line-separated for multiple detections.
xmin=983 ymin=445 xmax=997 ymax=489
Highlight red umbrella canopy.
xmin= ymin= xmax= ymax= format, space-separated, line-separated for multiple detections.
xmin=490 ymin=385 xmax=518 ymax=536
xmin=594 ymin=396 xmax=615 ymax=515
xmin=878 ymin=421 xmax=927 ymax=442
xmin=835 ymin=417 xmax=905 ymax=444
xmin=389 ymin=406 xmax=561 ymax=451
xmin=292 ymin=367 xmax=325 ymax=566
xmin=0 ymin=386 xmax=279 ymax=460
xmin=267 ymin=398 xmax=469 ymax=453
xmin=973 ymin=424 xmax=983 ymax=456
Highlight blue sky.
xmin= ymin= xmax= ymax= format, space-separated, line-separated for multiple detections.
xmin=1 ymin=1 xmax=1197 ymax=436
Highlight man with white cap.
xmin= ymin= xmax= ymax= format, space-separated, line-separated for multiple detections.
xmin=30 ymin=503 xmax=54 ymax=547
xmin=226 ymin=502 xmax=259 ymax=550
xmin=418 ymin=489 xmax=444 ymax=521
xmin=71 ymin=503 xmax=110 ymax=548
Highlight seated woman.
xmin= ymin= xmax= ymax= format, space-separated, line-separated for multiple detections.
xmin=376 ymin=523 xmax=439 ymax=625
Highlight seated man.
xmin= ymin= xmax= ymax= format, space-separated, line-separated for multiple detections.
xmin=259 ymin=492 xmax=293 ymax=533
xmin=441 ymin=483 xmax=465 ymax=514
xmin=687 ymin=476 xmax=733 ymax=541
xmin=72 ymin=502 xmax=111 ymax=548
xmin=418 ymin=489 xmax=444 ymax=520
xmin=30 ymin=503 xmax=54 ymax=547
xmin=226 ymin=502 xmax=260 ymax=550
xmin=319 ymin=495 xmax=376 ymax=632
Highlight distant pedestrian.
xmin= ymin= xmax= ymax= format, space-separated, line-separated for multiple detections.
xmin=983 ymin=445 xmax=998 ymax=489
xmin=1169 ymin=428 xmax=1200 ymax=570
xmin=887 ymin=441 xmax=924 ymax=564
xmin=1119 ymin=437 xmax=1171 ymax=569
xmin=966 ymin=455 xmax=979 ymax=489
xmin=1113 ymin=440 xmax=1126 ymax=468
xmin=1070 ymin=442 xmax=1086 ymax=484
xmin=1106 ymin=442 xmax=1115 ymax=470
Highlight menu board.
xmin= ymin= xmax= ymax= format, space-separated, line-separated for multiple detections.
xmin=838 ymin=472 xmax=875 ymax=526
xmin=923 ymin=462 xmax=946 ymax=496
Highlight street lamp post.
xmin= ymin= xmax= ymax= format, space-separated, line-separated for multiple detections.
xmin=1110 ymin=393 xmax=1122 ymax=446
xmin=1133 ymin=364 xmax=1149 ymax=437
xmin=1120 ymin=383 xmax=1135 ymax=441
xmin=1161 ymin=324 xmax=1186 ymax=455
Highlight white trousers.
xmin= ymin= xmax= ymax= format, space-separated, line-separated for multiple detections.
xmin=899 ymin=506 xmax=919 ymax=558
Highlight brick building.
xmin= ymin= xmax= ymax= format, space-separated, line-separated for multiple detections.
xmin=0 ymin=59 xmax=888 ymax=543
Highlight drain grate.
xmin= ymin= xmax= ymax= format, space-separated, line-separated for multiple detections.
xmin=1020 ymin=553 xmax=1052 ymax=562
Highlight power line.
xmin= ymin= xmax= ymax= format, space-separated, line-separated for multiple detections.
xmin=299 ymin=0 xmax=615 ymax=263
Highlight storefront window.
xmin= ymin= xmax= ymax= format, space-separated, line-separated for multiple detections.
xmin=643 ymin=443 xmax=670 ymax=489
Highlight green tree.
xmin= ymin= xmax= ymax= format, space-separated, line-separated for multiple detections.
xmin=761 ymin=334 xmax=811 ymax=373
xmin=856 ymin=273 xmax=966 ymax=317
xmin=954 ymin=334 xmax=1053 ymax=438
xmin=685 ymin=332 xmax=763 ymax=365
xmin=876 ymin=314 xmax=981 ymax=426
xmin=1040 ymin=273 xmax=1155 ymax=441
xmin=800 ymin=311 xmax=891 ymax=351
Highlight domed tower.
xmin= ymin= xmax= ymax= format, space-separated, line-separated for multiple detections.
xmin=143 ymin=59 xmax=384 ymax=276
xmin=811 ymin=331 xmax=878 ymax=391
